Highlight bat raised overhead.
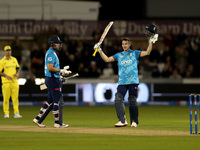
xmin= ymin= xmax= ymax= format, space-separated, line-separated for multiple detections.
xmin=93 ymin=21 xmax=114 ymax=57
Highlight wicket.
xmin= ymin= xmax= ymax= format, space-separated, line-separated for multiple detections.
xmin=189 ymin=94 xmax=200 ymax=134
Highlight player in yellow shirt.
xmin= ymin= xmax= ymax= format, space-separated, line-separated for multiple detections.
xmin=0 ymin=45 xmax=22 ymax=118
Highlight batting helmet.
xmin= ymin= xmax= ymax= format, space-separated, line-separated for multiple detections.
xmin=145 ymin=24 xmax=157 ymax=38
xmin=48 ymin=35 xmax=62 ymax=44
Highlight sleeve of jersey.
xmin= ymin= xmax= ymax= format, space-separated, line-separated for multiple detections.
xmin=46 ymin=53 xmax=56 ymax=64
xmin=135 ymin=50 xmax=142 ymax=59
xmin=112 ymin=53 xmax=119 ymax=61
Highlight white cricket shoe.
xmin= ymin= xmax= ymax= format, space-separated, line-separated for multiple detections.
xmin=125 ymin=120 xmax=128 ymax=125
xmin=54 ymin=123 xmax=69 ymax=128
xmin=32 ymin=118 xmax=46 ymax=128
xmin=4 ymin=114 xmax=9 ymax=118
xmin=114 ymin=121 xmax=128 ymax=127
xmin=14 ymin=113 xmax=22 ymax=118
xmin=131 ymin=122 xmax=138 ymax=127
xmin=60 ymin=124 xmax=69 ymax=128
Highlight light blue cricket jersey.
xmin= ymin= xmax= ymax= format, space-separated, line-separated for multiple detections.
xmin=44 ymin=48 xmax=60 ymax=78
xmin=112 ymin=49 xmax=141 ymax=85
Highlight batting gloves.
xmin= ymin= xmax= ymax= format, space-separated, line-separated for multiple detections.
xmin=93 ymin=43 xmax=102 ymax=54
xmin=60 ymin=76 xmax=65 ymax=83
xmin=149 ymin=34 xmax=159 ymax=44
xmin=60 ymin=66 xmax=71 ymax=76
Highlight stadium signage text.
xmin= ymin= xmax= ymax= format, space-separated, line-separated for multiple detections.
xmin=0 ymin=20 xmax=200 ymax=37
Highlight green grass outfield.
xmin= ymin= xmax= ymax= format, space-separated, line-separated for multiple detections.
xmin=0 ymin=106 xmax=200 ymax=150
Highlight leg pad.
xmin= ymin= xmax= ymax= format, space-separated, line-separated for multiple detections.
xmin=115 ymin=93 xmax=126 ymax=123
xmin=128 ymin=95 xmax=139 ymax=124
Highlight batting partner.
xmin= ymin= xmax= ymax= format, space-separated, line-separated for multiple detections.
xmin=0 ymin=45 xmax=22 ymax=118
xmin=94 ymin=24 xmax=158 ymax=127
xmin=33 ymin=35 xmax=71 ymax=128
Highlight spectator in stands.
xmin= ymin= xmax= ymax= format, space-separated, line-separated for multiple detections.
xmin=188 ymin=41 xmax=200 ymax=77
xmin=163 ymin=29 xmax=175 ymax=49
xmin=176 ymin=29 xmax=187 ymax=46
xmin=161 ymin=63 xmax=173 ymax=78
xmin=68 ymin=39 xmax=77 ymax=54
xmin=67 ymin=54 xmax=77 ymax=72
xmin=108 ymin=41 xmax=121 ymax=75
xmin=185 ymin=69 xmax=192 ymax=78
xmin=92 ymin=24 xmax=102 ymax=41
xmin=174 ymin=46 xmax=188 ymax=69
xmin=88 ymin=61 xmax=101 ymax=78
xmin=149 ymin=44 xmax=161 ymax=63
xmin=58 ymin=43 xmax=69 ymax=69
xmin=167 ymin=55 xmax=175 ymax=69
xmin=177 ymin=63 xmax=185 ymax=78
xmin=142 ymin=57 xmax=153 ymax=78
xmin=80 ymin=49 xmax=93 ymax=68
xmin=151 ymin=66 xmax=160 ymax=78
xmin=11 ymin=36 xmax=23 ymax=63
xmin=76 ymin=40 xmax=85 ymax=58
xmin=30 ymin=44 xmax=44 ymax=77
xmin=19 ymin=59 xmax=29 ymax=78
xmin=77 ymin=62 xmax=88 ymax=78
xmin=185 ymin=64 xmax=195 ymax=78
xmin=170 ymin=69 xmax=182 ymax=79
xmin=161 ymin=45 xmax=175 ymax=64
xmin=40 ymin=42 xmax=48 ymax=57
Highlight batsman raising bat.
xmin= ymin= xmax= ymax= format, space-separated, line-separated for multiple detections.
xmin=94 ymin=24 xmax=158 ymax=127
xmin=33 ymin=35 xmax=71 ymax=128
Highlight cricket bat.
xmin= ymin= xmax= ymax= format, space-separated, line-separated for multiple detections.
xmin=39 ymin=73 xmax=79 ymax=90
xmin=40 ymin=84 xmax=47 ymax=90
xmin=93 ymin=21 xmax=114 ymax=57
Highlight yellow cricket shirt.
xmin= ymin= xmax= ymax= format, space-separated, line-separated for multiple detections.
xmin=0 ymin=56 xmax=20 ymax=83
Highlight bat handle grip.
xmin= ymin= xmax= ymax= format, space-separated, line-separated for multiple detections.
xmin=93 ymin=48 xmax=98 ymax=57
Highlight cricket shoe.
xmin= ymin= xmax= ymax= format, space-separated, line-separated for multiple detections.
xmin=54 ymin=123 xmax=69 ymax=128
xmin=14 ymin=113 xmax=22 ymax=118
xmin=114 ymin=120 xmax=128 ymax=127
xmin=131 ymin=122 xmax=138 ymax=127
xmin=4 ymin=114 xmax=9 ymax=118
xmin=60 ymin=124 xmax=69 ymax=128
xmin=32 ymin=118 xmax=46 ymax=128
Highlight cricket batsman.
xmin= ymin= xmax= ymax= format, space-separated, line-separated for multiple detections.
xmin=0 ymin=45 xmax=22 ymax=118
xmin=33 ymin=35 xmax=71 ymax=128
xmin=93 ymin=24 xmax=158 ymax=127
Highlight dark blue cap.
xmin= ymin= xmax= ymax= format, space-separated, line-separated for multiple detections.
xmin=48 ymin=35 xmax=62 ymax=44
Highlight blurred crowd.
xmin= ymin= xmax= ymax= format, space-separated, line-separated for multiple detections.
xmin=142 ymin=29 xmax=200 ymax=79
xmin=6 ymin=26 xmax=200 ymax=79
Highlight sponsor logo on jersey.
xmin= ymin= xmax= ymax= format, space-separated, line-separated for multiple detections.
xmin=121 ymin=59 xmax=133 ymax=64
